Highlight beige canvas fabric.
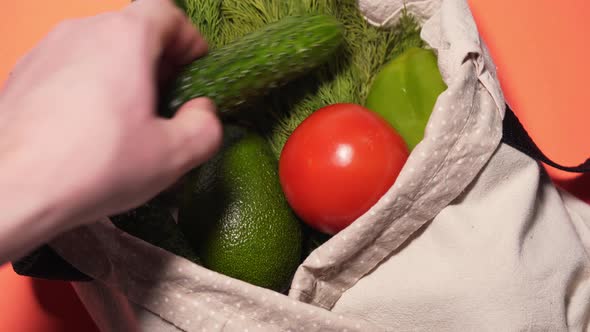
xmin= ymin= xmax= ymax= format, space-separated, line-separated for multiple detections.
xmin=359 ymin=0 xmax=442 ymax=27
xmin=332 ymin=143 xmax=590 ymax=331
xmin=47 ymin=0 xmax=590 ymax=330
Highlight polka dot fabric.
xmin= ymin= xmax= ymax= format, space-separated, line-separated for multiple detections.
xmin=50 ymin=0 xmax=508 ymax=331
xmin=53 ymin=221 xmax=381 ymax=331
xmin=359 ymin=0 xmax=441 ymax=27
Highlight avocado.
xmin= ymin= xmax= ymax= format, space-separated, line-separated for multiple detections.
xmin=178 ymin=125 xmax=302 ymax=292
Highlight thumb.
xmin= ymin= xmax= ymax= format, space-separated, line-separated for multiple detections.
xmin=162 ymin=97 xmax=223 ymax=173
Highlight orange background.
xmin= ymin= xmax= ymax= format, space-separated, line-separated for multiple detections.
xmin=0 ymin=0 xmax=589 ymax=330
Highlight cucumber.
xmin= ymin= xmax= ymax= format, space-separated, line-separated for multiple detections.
xmin=159 ymin=15 xmax=344 ymax=118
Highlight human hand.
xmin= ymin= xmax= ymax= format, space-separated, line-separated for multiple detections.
xmin=0 ymin=0 xmax=222 ymax=261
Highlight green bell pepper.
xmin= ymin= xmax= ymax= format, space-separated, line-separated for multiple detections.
xmin=365 ymin=47 xmax=447 ymax=150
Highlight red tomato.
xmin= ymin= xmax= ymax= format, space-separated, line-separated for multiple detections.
xmin=279 ymin=103 xmax=409 ymax=235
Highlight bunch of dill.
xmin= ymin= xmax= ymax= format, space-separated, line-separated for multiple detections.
xmin=183 ymin=0 xmax=424 ymax=158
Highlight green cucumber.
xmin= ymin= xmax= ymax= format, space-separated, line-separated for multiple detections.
xmin=178 ymin=125 xmax=302 ymax=292
xmin=159 ymin=15 xmax=344 ymax=117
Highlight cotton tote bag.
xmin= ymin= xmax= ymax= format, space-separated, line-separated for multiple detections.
xmin=12 ymin=0 xmax=590 ymax=331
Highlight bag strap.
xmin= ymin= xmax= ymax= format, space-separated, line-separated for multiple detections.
xmin=502 ymin=104 xmax=590 ymax=173
xmin=11 ymin=244 xmax=92 ymax=281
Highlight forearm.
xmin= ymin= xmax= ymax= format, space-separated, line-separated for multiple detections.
xmin=0 ymin=153 xmax=77 ymax=265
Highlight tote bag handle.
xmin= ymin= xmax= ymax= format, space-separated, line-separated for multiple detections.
xmin=502 ymin=104 xmax=590 ymax=173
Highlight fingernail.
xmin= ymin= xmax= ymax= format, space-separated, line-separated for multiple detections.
xmin=186 ymin=97 xmax=217 ymax=114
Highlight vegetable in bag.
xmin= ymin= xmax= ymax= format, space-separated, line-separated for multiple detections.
xmin=366 ymin=47 xmax=447 ymax=150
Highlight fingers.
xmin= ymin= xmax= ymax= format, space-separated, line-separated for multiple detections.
xmin=124 ymin=0 xmax=208 ymax=65
xmin=166 ymin=12 xmax=209 ymax=65
xmin=123 ymin=1 xmax=220 ymax=175
xmin=157 ymin=18 xmax=208 ymax=82
xmin=159 ymin=98 xmax=223 ymax=174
